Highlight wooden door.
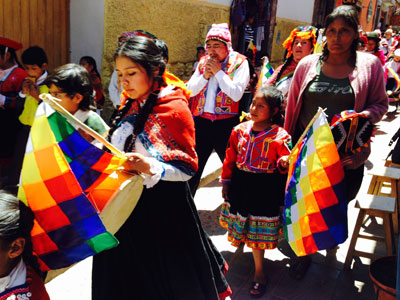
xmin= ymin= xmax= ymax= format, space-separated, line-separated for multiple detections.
xmin=0 ymin=0 xmax=70 ymax=71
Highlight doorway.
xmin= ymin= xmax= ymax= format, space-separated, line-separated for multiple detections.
xmin=230 ymin=0 xmax=277 ymax=67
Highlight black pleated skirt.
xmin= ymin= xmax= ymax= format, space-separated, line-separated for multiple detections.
xmin=92 ymin=180 xmax=231 ymax=300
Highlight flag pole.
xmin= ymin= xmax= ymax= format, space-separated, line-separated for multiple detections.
xmin=288 ymin=107 xmax=326 ymax=162
xmin=39 ymin=93 xmax=126 ymax=158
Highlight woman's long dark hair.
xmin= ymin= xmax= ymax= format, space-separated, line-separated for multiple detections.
xmin=322 ymin=5 xmax=359 ymax=67
xmin=109 ymin=36 xmax=166 ymax=151
xmin=0 ymin=190 xmax=42 ymax=276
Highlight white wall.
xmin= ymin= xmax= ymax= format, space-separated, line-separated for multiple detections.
xmin=70 ymin=0 xmax=105 ymax=71
xmin=276 ymin=0 xmax=314 ymax=23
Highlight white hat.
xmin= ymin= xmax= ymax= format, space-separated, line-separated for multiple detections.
xmin=394 ymin=49 xmax=400 ymax=57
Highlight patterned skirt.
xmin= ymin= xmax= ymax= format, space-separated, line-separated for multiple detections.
xmin=219 ymin=167 xmax=286 ymax=250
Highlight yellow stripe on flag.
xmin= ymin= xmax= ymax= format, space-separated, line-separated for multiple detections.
xmin=30 ymin=115 xmax=56 ymax=150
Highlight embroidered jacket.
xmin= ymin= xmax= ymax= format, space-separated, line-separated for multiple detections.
xmin=190 ymin=51 xmax=247 ymax=116
xmin=118 ymin=84 xmax=198 ymax=176
xmin=221 ymin=121 xmax=291 ymax=183
xmin=0 ymin=266 xmax=50 ymax=300
xmin=0 ymin=66 xmax=27 ymax=109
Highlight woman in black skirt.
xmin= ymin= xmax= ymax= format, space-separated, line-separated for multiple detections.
xmin=92 ymin=36 xmax=231 ymax=300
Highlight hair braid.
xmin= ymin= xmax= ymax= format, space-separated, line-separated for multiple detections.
xmin=108 ymin=97 xmax=135 ymax=140
xmin=273 ymin=56 xmax=293 ymax=85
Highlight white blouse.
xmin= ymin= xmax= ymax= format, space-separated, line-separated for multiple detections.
xmin=111 ymin=121 xmax=192 ymax=189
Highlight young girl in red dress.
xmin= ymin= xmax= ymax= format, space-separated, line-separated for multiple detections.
xmin=220 ymin=86 xmax=291 ymax=298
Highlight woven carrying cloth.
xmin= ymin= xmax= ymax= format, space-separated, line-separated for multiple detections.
xmin=330 ymin=110 xmax=374 ymax=155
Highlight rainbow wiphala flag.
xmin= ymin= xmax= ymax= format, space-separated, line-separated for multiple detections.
xmin=387 ymin=66 xmax=400 ymax=94
xmin=256 ymin=57 xmax=274 ymax=90
xmin=18 ymin=102 xmax=122 ymax=270
xmin=283 ymin=111 xmax=348 ymax=256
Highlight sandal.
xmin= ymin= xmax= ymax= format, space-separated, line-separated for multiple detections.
xmin=289 ymin=256 xmax=311 ymax=280
xmin=249 ymin=281 xmax=266 ymax=298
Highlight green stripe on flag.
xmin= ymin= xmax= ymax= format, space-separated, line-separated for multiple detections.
xmin=86 ymin=232 xmax=119 ymax=253
xmin=48 ymin=111 xmax=76 ymax=143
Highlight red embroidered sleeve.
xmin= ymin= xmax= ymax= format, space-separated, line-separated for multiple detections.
xmin=220 ymin=128 xmax=239 ymax=183
xmin=276 ymin=132 xmax=292 ymax=174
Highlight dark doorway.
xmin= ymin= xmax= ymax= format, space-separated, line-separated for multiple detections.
xmin=230 ymin=0 xmax=277 ymax=67
xmin=312 ymin=0 xmax=335 ymax=28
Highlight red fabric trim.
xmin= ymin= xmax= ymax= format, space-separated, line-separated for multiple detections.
xmin=218 ymin=286 xmax=233 ymax=299
xmin=222 ymin=260 xmax=229 ymax=275
xmin=26 ymin=266 xmax=50 ymax=300
xmin=0 ymin=266 xmax=49 ymax=300
xmin=201 ymin=112 xmax=236 ymax=121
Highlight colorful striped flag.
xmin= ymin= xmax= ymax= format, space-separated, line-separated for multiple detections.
xmin=387 ymin=66 xmax=400 ymax=94
xmin=283 ymin=109 xmax=348 ymax=256
xmin=18 ymin=100 xmax=125 ymax=271
xmin=314 ymin=31 xmax=324 ymax=54
xmin=256 ymin=56 xmax=274 ymax=90
xmin=247 ymin=40 xmax=257 ymax=66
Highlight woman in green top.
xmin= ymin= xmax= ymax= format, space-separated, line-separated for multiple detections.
xmin=284 ymin=5 xmax=388 ymax=280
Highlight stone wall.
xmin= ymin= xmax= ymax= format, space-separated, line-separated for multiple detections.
xmin=270 ymin=17 xmax=311 ymax=67
xmin=102 ymin=0 xmax=230 ymax=87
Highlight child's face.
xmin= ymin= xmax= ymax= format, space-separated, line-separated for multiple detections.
xmin=0 ymin=237 xmax=24 ymax=278
xmin=394 ymin=56 xmax=400 ymax=63
xmin=49 ymin=84 xmax=82 ymax=114
xmin=115 ymin=56 xmax=153 ymax=100
xmin=197 ymin=49 xmax=205 ymax=61
xmin=24 ymin=64 xmax=46 ymax=79
xmin=366 ymin=40 xmax=376 ymax=52
xmin=79 ymin=60 xmax=92 ymax=73
xmin=250 ymin=95 xmax=274 ymax=124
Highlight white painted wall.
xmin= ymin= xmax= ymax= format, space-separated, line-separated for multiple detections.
xmin=276 ymin=0 xmax=314 ymax=23
xmin=70 ymin=0 xmax=105 ymax=71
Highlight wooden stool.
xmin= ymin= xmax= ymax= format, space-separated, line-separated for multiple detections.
xmin=344 ymin=194 xmax=396 ymax=269
xmin=367 ymin=166 xmax=400 ymax=233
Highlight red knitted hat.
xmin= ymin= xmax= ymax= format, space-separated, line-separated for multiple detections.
xmin=205 ymin=23 xmax=231 ymax=45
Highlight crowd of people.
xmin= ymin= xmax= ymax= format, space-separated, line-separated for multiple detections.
xmin=0 ymin=4 xmax=392 ymax=300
